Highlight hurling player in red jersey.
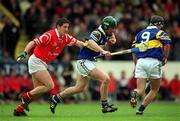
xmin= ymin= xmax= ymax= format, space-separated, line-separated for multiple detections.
xmin=13 ymin=18 xmax=84 ymax=116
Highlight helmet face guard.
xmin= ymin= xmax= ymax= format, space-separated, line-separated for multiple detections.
xmin=150 ymin=15 xmax=164 ymax=29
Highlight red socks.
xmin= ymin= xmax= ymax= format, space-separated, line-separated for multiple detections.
xmin=16 ymin=92 xmax=32 ymax=112
xmin=16 ymin=105 xmax=24 ymax=112
xmin=22 ymin=92 xmax=32 ymax=99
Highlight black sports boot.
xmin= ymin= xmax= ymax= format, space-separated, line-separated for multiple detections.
xmin=102 ymin=104 xmax=118 ymax=113
xmin=136 ymin=110 xmax=143 ymax=115
xmin=50 ymin=95 xmax=60 ymax=114
xmin=13 ymin=110 xmax=27 ymax=116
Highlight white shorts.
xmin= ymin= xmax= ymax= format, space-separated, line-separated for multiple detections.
xmin=28 ymin=54 xmax=48 ymax=74
xmin=135 ymin=58 xmax=162 ymax=79
xmin=77 ymin=59 xmax=96 ymax=77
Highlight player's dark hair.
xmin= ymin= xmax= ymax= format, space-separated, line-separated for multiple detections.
xmin=149 ymin=15 xmax=164 ymax=28
xmin=56 ymin=18 xmax=70 ymax=27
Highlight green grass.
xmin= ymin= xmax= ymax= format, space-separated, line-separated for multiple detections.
xmin=0 ymin=102 xmax=179 ymax=121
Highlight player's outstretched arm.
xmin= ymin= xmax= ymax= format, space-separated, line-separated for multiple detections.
xmin=17 ymin=41 xmax=36 ymax=62
xmin=75 ymin=40 xmax=84 ymax=48
xmin=86 ymin=40 xmax=111 ymax=56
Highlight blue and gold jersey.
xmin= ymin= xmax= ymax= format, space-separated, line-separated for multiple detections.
xmin=78 ymin=26 xmax=109 ymax=61
xmin=132 ymin=26 xmax=171 ymax=61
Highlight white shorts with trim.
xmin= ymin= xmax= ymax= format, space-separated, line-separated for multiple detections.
xmin=28 ymin=54 xmax=48 ymax=74
xmin=135 ymin=58 xmax=162 ymax=79
xmin=77 ymin=59 xmax=96 ymax=77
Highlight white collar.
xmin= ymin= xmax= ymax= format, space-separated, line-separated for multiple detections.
xmin=55 ymin=28 xmax=60 ymax=38
xmin=146 ymin=26 xmax=158 ymax=29
xmin=98 ymin=25 xmax=106 ymax=36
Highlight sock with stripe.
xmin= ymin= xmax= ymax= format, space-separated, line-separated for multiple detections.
xmin=22 ymin=92 xmax=32 ymax=99
xmin=101 ymin=100 xmax=108 ymax=108
xmin=52 ymin=94 xmax=63 ymax=103
xmin=16 ymin=105 xmax=24 ymax=112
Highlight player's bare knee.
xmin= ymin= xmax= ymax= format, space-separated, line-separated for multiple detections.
xmin=107 ymin=76 xmax=110 ymax=82
xmin=102 ymin=76 xmax=110 ymax=85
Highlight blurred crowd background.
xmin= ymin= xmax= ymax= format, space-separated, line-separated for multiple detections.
xmin=1 ymin=0 xmax=180 ymax=60
xmin=0 ymin=62 xmax=180 ymax=103
xmin=0 ymin=0 xmax=180 ymax=103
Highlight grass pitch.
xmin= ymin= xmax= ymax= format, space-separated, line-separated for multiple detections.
xmin=0 ymin=101 xmax=179 ymax=121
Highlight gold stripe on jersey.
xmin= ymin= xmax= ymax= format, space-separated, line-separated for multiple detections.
xmin=148 ymin=40 xmax=163 ymax=48
xmin=134 ymin=39 xmax=162 ymax=49
xmin=156 ymin=30 xmax=171 ymax=40
xmin=90 ymin=31 xmax=101 ymax=42
xmin=158 ymin=36 xmax=171 ymax=40
xmin=156 ymin=30 xmax=163 ymax=39
xmin=86 ymin=44 xmax=104 ymax=51
xmin=156 ymin=31 xmax=171 ymax=40
xmin=91 ymin=34 xmax=99 ymax=42
xmin=84 ymin=41 xmax=89 ymax=46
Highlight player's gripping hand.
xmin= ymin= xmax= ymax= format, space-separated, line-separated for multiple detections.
xmin=101 ymin=50 xmax=111 ymax=57
xmin=138 ymin=41 xmax=148 ymax=52
xmin=17 ymin=51 xmax=27 ymax=62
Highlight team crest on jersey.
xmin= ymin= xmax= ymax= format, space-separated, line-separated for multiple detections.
xmin=53 ymin=42 xmax=57 ymax=46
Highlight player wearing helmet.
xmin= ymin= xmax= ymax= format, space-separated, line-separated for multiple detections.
xmin=130 ymin=15 xmax=171 ymax=115
xmin=50 ymin=16 xmax=118 ymax=114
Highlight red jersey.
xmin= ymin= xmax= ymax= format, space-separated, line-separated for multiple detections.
xmin=33 ymin=29 xmax=78 ymax=63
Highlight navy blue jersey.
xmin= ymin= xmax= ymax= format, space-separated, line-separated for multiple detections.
xmin=78 ymin=26 xmax=109 ymax=61
xmin=132 ymin=26 xmax=171 ymax=61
